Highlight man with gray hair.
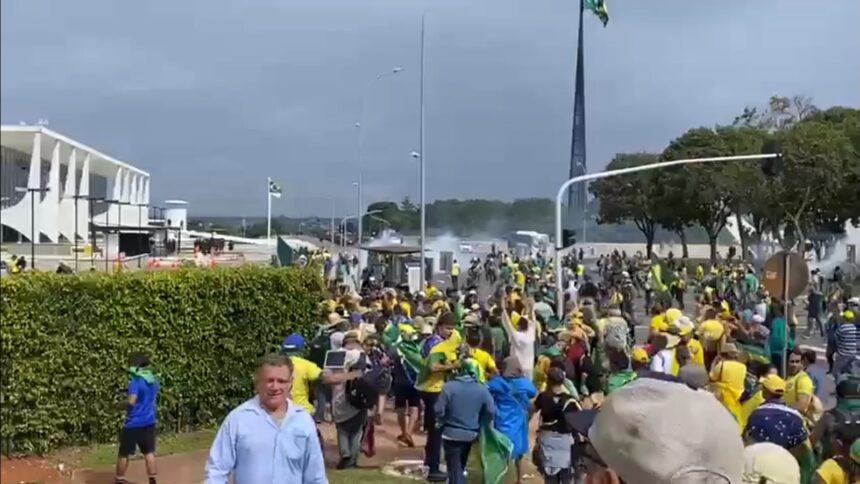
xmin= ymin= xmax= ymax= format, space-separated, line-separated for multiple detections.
xmin=205 ymin=354 xmax=327 ymax=484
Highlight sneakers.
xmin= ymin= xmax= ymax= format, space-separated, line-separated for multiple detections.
xmin=427 ymin=471 xmax=447 ymax=482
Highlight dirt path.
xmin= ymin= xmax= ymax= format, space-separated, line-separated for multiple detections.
xmin=4 ymin=409 xmax=541 ymax=483
xmin=1 ymin=456 xmax=66 ymax=484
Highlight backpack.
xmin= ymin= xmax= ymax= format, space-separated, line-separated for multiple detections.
xmin=308 ymin=331 xmax=331 ymax=368
xmin=346 ymin=364 xmax=392 ymax=410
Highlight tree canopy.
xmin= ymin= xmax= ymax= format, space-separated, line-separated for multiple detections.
xmin=590 ymin=97 xmax=859 ymax=261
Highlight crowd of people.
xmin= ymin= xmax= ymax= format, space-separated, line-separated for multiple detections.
xmin=113 ymin=246 xmax=860 ymax=484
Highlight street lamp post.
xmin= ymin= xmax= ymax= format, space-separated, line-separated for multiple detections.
xmin=415 ymin=14 xmax=428 ymax=283
xmin=411 ymin=151 xmax=426 ymax=282
xmin=352 ymin=181 xmax=360 ymax=248
xmin=553 ymin=153 xmax=779 ymax=317
xmin=14 ymin=186 xmax=50 ymax=270
xmin=330 ymin=199 xmax=336 ymax=246
xmin=356 ymin=66 xmax=403 ymax=280
xmin=134 ymin=202 xmax=147 ymax=268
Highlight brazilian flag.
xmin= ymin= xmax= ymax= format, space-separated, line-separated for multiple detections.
xmin=585 ymin=0 xmax=609 ymax=26
xmin=414 ymin=332 xmax=462 ymax=392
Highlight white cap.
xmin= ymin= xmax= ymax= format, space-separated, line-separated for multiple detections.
xmin=590 ymin=378 xmax=744 ymax=484
xmin=742 ymin=442 xmax=800 ymax=484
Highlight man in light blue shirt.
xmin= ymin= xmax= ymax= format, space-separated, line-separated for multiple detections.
xmin=205 ymin=354 xmax=327 ymax=484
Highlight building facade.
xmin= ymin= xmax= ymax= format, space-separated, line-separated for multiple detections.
xmin=0 ymin=125 xmax=150 ymax=243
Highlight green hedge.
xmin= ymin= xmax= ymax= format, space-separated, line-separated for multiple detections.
xmin=0 ymin=266 xmax=324 ymax=455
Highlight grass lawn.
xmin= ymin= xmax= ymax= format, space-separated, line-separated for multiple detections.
xmin=55 ymin=428 xmax=217 ymax=469
xmin=328 ymin=468 xmax=413 ymax=484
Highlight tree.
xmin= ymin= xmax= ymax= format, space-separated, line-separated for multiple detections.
xmin=589 ymin=153 xmax=662 ymax=257
xmin=769 ymin=120 xmax=855 ymax=250
xmin=734 ymin=94 xmax=819 ymax=131
xmin=804 ymin=107 xmax=860 ymax=227
xmin=715 ymin=126 xmax=771 ymax=261
xmin=661 ymin=128 xmax=737 ymax=262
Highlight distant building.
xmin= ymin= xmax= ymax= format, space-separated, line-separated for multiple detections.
xmin=0 ymin=125 xmax=150 ymax=244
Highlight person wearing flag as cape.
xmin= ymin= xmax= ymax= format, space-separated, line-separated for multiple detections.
xmin=387 ymin=322 xmax=423 ymax=447
xmin=414 ymin=311 xmax=461 ymax=482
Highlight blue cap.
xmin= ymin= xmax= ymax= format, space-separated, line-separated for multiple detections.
xmin=281 ymin=334 xmax=305 ymax=352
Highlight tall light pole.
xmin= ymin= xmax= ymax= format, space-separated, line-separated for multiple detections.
xmin=418 ymin=14 xmax=427 ymax=283
xmin=356 ymin=66 xmax=403 ymax=279
xmin=14 ymin=186 xmax=49 ymax=270
xmin=352 ymin=181 xmax=361 ymax=249
xmin=411 ymin=151 xmax=426 ymax=282
xmin=330 ymin=199 xmax=336 ymax=246
xmin=553 ymin=152 xmax=780 ymax=317
xmin=134 ymin=202 xmax=147 ymax=268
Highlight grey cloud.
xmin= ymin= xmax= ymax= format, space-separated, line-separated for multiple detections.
xmin=2 ymin=0 xmax=858 ymax=217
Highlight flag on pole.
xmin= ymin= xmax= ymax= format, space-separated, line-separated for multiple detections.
xmin=585 ymin=0 xmax=609 ymax=26
xmin=268 ymin=178 xmax=282 ymax=198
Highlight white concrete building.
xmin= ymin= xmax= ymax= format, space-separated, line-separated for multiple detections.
xmin=0 ymin=125 xmax=150 ymax=244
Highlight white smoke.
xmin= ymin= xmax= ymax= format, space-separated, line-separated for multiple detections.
xmin=811 ymin=223 xmax=860 ymax=276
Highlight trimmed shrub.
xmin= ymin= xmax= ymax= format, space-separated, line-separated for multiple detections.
xmin=0 ymin=266 xmax=324 ymax=455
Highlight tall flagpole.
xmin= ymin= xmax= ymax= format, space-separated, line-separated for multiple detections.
xmin=566 ymin=0 xmax=587 ymax=232
xmin=266 ymin=176 xmax=272 ymax=243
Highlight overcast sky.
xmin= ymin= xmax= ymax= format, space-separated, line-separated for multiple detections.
xmin=2 ymin=0 xmax=858 ymax=217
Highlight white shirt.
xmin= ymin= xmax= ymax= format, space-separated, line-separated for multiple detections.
xmin=650 ymin=349 xmax=675 ymax=375
xmin=502 ymin=310 xmax=537 ymax=379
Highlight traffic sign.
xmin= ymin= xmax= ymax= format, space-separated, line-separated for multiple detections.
xmin=762 ymin=251 xmax=809 ymax=300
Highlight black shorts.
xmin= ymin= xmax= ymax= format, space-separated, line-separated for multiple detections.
xmin=118 ymin=425 xmax=156 ymax=457
xmin=393 ymin=384 xmax=421 ymax=409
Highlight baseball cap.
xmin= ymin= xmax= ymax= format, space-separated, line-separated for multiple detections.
xmin=631 ymin=346 xmax=649 ymax=364
xmin=349 ymin=312 xmax=363 ymax=324
xmin=342 ymin=331 xmax=361 ymax=344
xmin=761 ymin=374 xmax=786 ymax=394
xmin=281 ymin=334 xmax=305 ymax=352
xmin=566 ymin=378 xmax=744 ymax=484
xmin=742 ymin=442 xmax=800 ymax=484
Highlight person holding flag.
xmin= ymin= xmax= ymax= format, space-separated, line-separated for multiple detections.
xmin=414 ymin=312 xmax=461 ymax=482
xmin=387 ymin=323 xmax=423 ymax=447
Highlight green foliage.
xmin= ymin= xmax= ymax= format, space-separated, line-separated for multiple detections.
xmin=589 ymin=99 xmax=858 ymax=260
xmin=588 ymin=153 xmax=661 ymax=255
xmin=0 ymin=266 xmax=324 ymax=455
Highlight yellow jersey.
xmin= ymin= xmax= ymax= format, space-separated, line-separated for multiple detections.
xmin=471 ymin=348 xmax=497 ymax=383
xmin=289 ymin=356 xmax=323 ymax=414
xmin=816 ymin=458 xmax=849 ymax=484
xmin=785 ymin=371 xmax=814 ymax=408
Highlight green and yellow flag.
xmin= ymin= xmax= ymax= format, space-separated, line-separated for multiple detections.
xmin=585 ymin=0 xmax=609 ymax=26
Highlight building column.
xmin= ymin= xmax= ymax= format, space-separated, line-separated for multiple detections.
xmin=41 ymin=140 xmax=61 ymax=242
xmin=60 ymin=147 xmax=78 ymax=242
xmin=79 ymin=154 xmax=91 ymax=242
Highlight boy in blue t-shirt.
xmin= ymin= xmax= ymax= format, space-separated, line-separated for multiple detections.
xmin=116 ymin=352 xmax=160 ymax=484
